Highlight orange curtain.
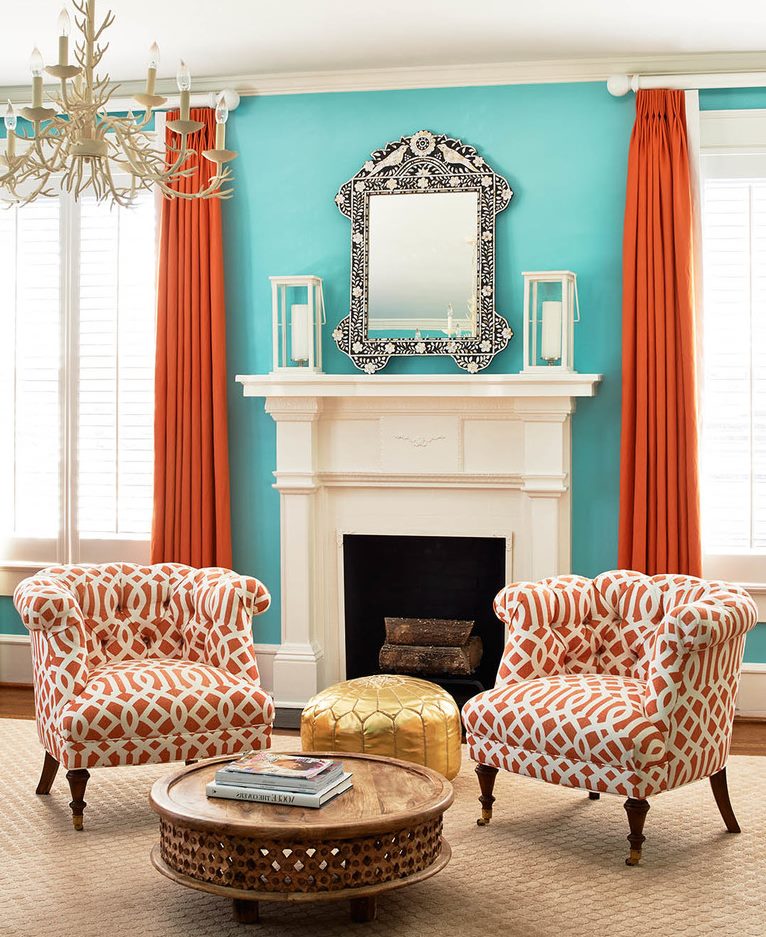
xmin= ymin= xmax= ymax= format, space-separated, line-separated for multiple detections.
xmin=618 ymin=89 xmax=702 ymax=576
xmin=151 ymin=108 xmax=233 ymax=568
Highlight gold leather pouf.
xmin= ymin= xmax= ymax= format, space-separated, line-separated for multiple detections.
xmin=300 ymin=674 xmax=462 ymax=780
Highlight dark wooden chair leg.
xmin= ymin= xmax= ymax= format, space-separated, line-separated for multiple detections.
xmin=232 ymin=899 xmax=259 ymax=924
xmin=66 ymin=768 xmax=90 ymax=831
xmin=350 ymin=896 xmax=377 ymax=923
xmin=36 ymin=751 xmax=60 ymax=795
xmin=710 ymin=767 xmax=741 ymax=833
xmin=624 ymin=798 xmax=650 ymax=866
xmin=588 ymin=792 xmax=600 ymax=800
xmin=476 ymin=764 xmax=499 ymax=826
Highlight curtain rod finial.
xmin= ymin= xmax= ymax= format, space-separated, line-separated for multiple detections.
xmin=607 ymin=74 xmax=638 ymax=97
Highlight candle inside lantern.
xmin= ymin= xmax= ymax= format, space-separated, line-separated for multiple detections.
xmin=540 ymin=300 xmax=562 ymax=362
xmin=290 ymin=304 xmax=310 ymax=363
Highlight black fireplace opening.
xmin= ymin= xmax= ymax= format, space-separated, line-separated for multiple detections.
xmin=342 ymin=534 xmax=506 ymax=707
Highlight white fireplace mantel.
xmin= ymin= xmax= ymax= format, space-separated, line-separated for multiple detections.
xmin=236 ymin=370 xmax=601 ymax=710
xmin=237 ymin=371 xmax=602 ymax=399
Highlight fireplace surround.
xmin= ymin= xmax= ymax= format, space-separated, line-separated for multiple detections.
xmin=236 ymin=371 xmax=601 ymax=714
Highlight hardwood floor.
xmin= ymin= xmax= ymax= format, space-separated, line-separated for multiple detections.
xmin=2 ymin=682 xmax=764 ymax=754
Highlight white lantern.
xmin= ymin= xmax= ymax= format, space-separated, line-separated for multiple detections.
xmin=270 ymin=276 xmax=326 ymax=373
xmin=522 ymin=271 xmax=580 ymax=372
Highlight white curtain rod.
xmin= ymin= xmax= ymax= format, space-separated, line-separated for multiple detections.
xmin=608 ymin=73 xmax=766 ymax=96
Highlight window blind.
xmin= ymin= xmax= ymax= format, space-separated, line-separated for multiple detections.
xmin=78 ymin=191 xmax=156 ymax=539
xmin=701 ymin=178 xmax=766 ymax=555
xmin=0 ymin=187 xmax=157 ymax=571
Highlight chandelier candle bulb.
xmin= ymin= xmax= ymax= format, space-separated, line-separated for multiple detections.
xmin=30 ymin=48 xmax=44 ymax=108
xmin=4 ymin=102 xmax=16 ymax=160
xmin=146 ymin=42 xmax=160 ymax=96
xmin=214 ymin=95 xmax=228 ymax=149
xmin=58 ymin=9 xmax=70 ymax=66
xmin=177 ymin=61 xmax=191 ymax=121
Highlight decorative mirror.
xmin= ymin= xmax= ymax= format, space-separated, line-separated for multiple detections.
xmin=332 ymin=130 xmax=513 ymax=373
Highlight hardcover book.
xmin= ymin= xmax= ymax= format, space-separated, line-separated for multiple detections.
xmin=206 ymin=773 xmax=353 ymax=809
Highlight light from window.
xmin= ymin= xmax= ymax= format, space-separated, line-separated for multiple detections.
xmin=701 ymin=178 xmax=766 ymax=553
xmin=0 ymin=187 xmax=157 ymax=567
xmin=78 ymin=192 xmax=156 ymax=539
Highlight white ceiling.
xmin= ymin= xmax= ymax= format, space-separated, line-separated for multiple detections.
xmin=3 ymin=0 xmax=766 ymax=89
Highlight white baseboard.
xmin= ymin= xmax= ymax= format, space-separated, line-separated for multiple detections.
xmin=736 ymin=663 xmax=766 ymax=718
xmin=0 ymin=634 xmax=33 ymax=684
xmin=1 ymin=634 xmax=765 ymax=718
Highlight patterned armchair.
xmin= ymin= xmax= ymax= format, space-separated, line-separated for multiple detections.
xmin=462 ymin=570 xmax=757 ymax=865
xmin=14 ymin=562 xmax=274 ymax=830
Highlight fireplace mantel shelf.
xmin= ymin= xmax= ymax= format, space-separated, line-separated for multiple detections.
xmin=236 ymin=371 xmax=602 ymax=399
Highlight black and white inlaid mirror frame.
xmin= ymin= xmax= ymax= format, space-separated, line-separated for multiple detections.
xmin=332 ymin=129 xmax=514 ymax=373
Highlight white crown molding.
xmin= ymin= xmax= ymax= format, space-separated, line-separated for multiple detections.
xmin=2 ymin=51 xmax=766 ymax=101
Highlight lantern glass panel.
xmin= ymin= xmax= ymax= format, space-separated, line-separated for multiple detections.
xmin=532 ymin=279 xmax=564 ymax=367
xmin=274 ymin=283 xmax=316 ymax=370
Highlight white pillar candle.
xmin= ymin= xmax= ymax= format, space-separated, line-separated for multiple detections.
xmin=290 ymin=303 xmax=310 ymax=363
xmin=541 ymin=300 xmax=562 ymax=362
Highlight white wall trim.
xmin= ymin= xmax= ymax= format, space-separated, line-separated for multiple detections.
xmin=2 ymin=52 xmax=766 ymax=101
xmin=737 ymin=663 xmax=766 ymax=718
xmin=0 ymin=633 xmax=33 ymax=684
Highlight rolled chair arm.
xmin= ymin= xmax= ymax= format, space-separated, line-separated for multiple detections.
xmin=493 ymin=581 xmax=566 ymax=684
xmin=14 ymin=577 xmax=84 ymax=634
xmin=12 ymin=576 xmax=89 ymax=725
xmin=644 ymin=591 xmax=757 ymax=737
xmin=189 ymin=568 xmax=271 ymax=682
xmin=667 ymin=593 xmax=757 ymax=652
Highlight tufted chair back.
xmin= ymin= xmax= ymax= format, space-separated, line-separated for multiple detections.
xmin=35 ymin=562 xmax=199 ymax=668
xmin=494 ymin=570 xmax=752 ymax=685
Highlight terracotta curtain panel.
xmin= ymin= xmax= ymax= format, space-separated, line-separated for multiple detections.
xmin=619 ymin=89 xmax=702 ymax=576
xmin=151 ymin=108 xmax=233 ymax=568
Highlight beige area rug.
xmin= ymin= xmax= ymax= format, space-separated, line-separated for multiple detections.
xmin=1 ymin=718 xmax=764 ymax=937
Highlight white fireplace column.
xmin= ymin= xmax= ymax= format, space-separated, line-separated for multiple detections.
xmin=266 ymin=396 xmax=325 ymax=706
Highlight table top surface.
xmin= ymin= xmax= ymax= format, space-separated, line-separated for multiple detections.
xmin=149 ymin=751 xmax=454 ymax=840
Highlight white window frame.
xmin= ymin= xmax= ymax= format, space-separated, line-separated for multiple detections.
xmin=699 ymin=107 xmax=766 ymax=615
xmin=0 ymin=115 xmax=163 ymax=594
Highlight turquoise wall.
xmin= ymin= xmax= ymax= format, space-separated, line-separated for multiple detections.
xmin=1 ymin=81 xmax=765 ymax=662
xmin=223 ymin=81 xmax=633 ymax=646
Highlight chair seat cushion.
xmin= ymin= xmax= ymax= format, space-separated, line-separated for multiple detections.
xmin=59 ymin=658 xmax=272 ymax=743
xmin=462 ymin=674 xmax=667 ymax=770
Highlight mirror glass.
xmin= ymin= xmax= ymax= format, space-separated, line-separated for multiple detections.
xmin=367 ymin=192 xmax=479 ymax=339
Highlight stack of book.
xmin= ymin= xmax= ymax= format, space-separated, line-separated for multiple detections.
xmin=206 ymin=753 xmax=353 ymax=808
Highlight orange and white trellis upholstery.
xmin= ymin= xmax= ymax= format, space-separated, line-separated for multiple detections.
xmin=463 ymin=571 xmax=756 ymax=860
xmin=14 ymin=563 xmax=274 ymax=772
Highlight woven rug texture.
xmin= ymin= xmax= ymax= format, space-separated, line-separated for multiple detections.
xmin=0 ymin=718 xmax=764 ymax=937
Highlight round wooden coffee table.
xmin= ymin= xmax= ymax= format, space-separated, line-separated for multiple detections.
xmin=149 ymin=751 xmax=454 ymax=924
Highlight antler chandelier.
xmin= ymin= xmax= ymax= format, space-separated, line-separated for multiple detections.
xmin=0 ymin=0 xmax=236 ymax=207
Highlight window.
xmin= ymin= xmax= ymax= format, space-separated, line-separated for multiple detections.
xmin=0 ymin=185 xmax=158 ymax=580
xmin=700 ymin=110 xmax=766 ymax=584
